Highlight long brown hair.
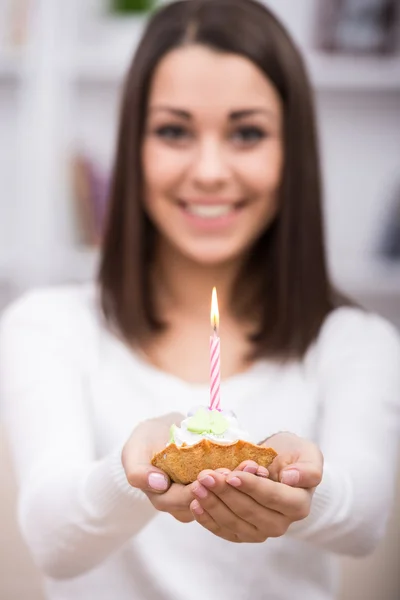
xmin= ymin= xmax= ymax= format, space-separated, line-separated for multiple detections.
xmin=99 ymin=0 xmax=336 ymax=359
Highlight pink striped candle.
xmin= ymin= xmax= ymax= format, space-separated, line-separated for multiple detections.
xmin=210 ymin=287 xmax=221 ymax=411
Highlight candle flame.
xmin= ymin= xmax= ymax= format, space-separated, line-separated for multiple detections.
xmin=211 ymin=287 xmax=219 ymax=332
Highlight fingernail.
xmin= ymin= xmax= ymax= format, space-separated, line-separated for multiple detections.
xmin=191 ymin=500 xmax=204 ymax=515
xmin=199 ymin=475 xmax=215 ymax=488
xmin=226 ymin=476 xmax=241 ymax=487
xmin=192 ymin=483 xmax=208 ymax=499
xmin=148 ymin=472 xmax=168 ymax=491
xmin=257 ymin=466 xmax=269 ymax=478
xmin=243 ymin=465 xmax=258 ymax=474
xmin=281 ymin=470 xmax=300 ymax=486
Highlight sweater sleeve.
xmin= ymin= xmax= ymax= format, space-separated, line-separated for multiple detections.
xmin=0 ymin=290 xmax=157 ymax=580
xmin=287 ymin=308 xmax=400 ymax=556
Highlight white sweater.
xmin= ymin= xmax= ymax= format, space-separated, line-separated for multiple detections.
xmin=1 ymin=284 xmax=400 ymax=600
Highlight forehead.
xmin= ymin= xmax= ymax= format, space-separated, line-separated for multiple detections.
xmin=147 ymin=44 xmax=281 ymax=115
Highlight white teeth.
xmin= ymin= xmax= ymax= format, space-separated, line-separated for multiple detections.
xmin=185 ymin=204 xmax=234 ymax=218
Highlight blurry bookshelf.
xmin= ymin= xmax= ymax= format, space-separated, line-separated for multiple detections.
xmin=0 ymin=48 xmax=24 ymax=81
xmin=0 ymin=0 xmax=31 ymax=81
xmin=71 ymin=154 xmax=109 ymax=248
xmin=0 ymin=0 xmax=399 ymax=304
xmin=0 ymin=0 xmax=31 ymax=50
xmin=315 ymin=0 xmax=399 ymax=55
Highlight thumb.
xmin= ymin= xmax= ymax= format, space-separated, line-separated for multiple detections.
xmin=126 ymin=464 xmax=172 ymax=494
xmin=280 ymin=461 xmax=323 ymax=489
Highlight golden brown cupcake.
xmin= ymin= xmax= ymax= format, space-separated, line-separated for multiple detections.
xmin=151 ymin=407 xmax=277 ymax=484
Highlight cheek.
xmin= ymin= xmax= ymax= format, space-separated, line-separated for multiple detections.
xmin=238 ymin=141 xmax=283 ymax=197
xmin=238 ymin=143 xmax=283 ymax=231
xmin=142 ymin=139 xmax=189 ymax=197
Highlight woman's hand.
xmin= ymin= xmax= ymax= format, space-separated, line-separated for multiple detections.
xmin=122 ymin=413 xmax=195 ymax=523
xmin=260 ymin=431 xmax=324 ymax=489
xmin=189 ymin=469 xmax=311 ymax=542
xmin=189 ymin=433 xmax=323 ymax=542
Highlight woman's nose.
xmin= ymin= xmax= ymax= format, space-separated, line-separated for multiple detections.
xmin=191 ymin=138 xmax=230 ymax=190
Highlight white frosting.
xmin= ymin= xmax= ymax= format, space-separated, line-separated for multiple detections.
xmin=171 ymin=408 xmax=251 ymax=447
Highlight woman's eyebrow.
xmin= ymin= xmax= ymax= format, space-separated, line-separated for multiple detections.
xmin=229 ymin=108 xmax=274 ymax=120
xmin=148 ymin=106 xmax=275 ymax=121
xmin=149 ymin=106 xmax=192 ymax=119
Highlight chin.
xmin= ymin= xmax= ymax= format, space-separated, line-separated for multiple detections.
xmin=178 ymin=242 xmax=246 ymax=267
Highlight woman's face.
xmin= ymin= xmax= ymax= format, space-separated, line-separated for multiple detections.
xmin=143 ymin=45 xmax=283 ymax=266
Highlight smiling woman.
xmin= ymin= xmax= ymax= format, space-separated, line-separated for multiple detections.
xmin=100 ymin=0 xmax=331 ymax=359
xmin=1 ymin=2 xmax=400 ymax=600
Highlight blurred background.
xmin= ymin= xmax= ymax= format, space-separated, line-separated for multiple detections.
xmin=0 ymin=0 xmax=399 ymax=598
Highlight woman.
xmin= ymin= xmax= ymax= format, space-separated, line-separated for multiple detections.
xmin=1 ymin=1 xmax=399 ymax=599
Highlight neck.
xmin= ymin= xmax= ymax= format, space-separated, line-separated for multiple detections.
xmin=151 ymin=239 xmax=243 ymax=322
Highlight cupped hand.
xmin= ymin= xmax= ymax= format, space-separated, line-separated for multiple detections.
xmin=188 ymin=433 xmax=323 ymax=542
xmin=259 ymin=432 xmax=323 ymax=489
xmin=189 ymin=468 xmax=313 ymax=542
xmin=234 ymin=432 xmax=323 ymax=490
xmin=122 ymin=413 xmax=194 ymax=523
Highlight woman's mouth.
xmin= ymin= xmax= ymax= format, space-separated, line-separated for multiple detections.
xmin=184 ymin=204 xmax=235 ymax=218
xmin=175 ymin=199 xmax=246 ymax=231
xmin=178 ymin=200 xmax=245 ymax=220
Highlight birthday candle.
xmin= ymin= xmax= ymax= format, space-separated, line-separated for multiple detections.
xmin=210 ymin=287 xmax=221 ymax=411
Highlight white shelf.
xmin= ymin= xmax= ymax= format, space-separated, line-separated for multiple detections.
xmin=71 ymin=40 xmax=400 ymax=91
xmin=307 ymin=53 xmax=400 ymax=92
xmin=73 ymin=47 xmax=132 ymax=84
xmin=333 ymin=261 xmax=400 ymax=297
xmin=0 ymin=49 xmax=24 ymax=81
xmin=0 ymin=247 xmax=99 ymax=291
xmin=73 ymin=16 xmax=146 ymax=84
xmin=42 ymin=247 xmax=100 ymax=284
xmin=67 ymin=246 xmax=99 ymax=281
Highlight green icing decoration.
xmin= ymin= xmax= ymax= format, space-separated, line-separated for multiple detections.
xmin=187 ymin=408 xmax=229 ymax=436
xmin=169 ymin=424 xmax=177 ymax=444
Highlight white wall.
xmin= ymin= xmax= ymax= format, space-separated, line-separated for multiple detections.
xmin=0 ymin=81 xmax=18 ymax=275
xmin=317 ymin=90 xmax=400 ymax=276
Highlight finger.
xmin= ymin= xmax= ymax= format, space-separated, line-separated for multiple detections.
xmin=225 ymin=471 xmax=311 ymax=521
xmin=256 ymin=466 xmax=269 ymax=478
xmin=280 ymin=461 xmax=323 ymax=489
xmin=147 ymin=482 xmax=194 ymax=512
xmin=265 ymin=435 xmax=323 ymax=489
xmin=196 ymin=470 xmax=287 ymax=536
xmin=234 ymin=463 xmax=270 ymax=478
xmin=126 ymin=464 xmax=171 ymax=494
xmin=188 ymin=484 xmax=255 ymax=542
xmin=169 ymin=510 xmax=195 ymax=524
xmin=235 ymin=460 xmax=259 ymax=474
xmin=267 ymin=454 xmax=295 ymax=482
xmin=192 ymin=473 xmax=261 ymax=541
xmin=190 ymin=500 xmax=239 ymax=542
xmin=215 ymin=468 xmax=231 ymax=475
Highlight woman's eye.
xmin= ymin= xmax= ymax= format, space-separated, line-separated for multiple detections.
xmin=154 ymin=125 xmax=190 ymax=141
xmin=232 ymin=126 xmax=267 ymax=144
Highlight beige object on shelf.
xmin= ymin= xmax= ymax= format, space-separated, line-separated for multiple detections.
xmin=7 ymin=0 xmax=31 ymax=48
xmin=71 ymin=154 xmax=101 ymax=248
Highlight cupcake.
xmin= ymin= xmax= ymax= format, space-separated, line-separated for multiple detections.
xmin=151 ymin=407 xmax=277 ymax=484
